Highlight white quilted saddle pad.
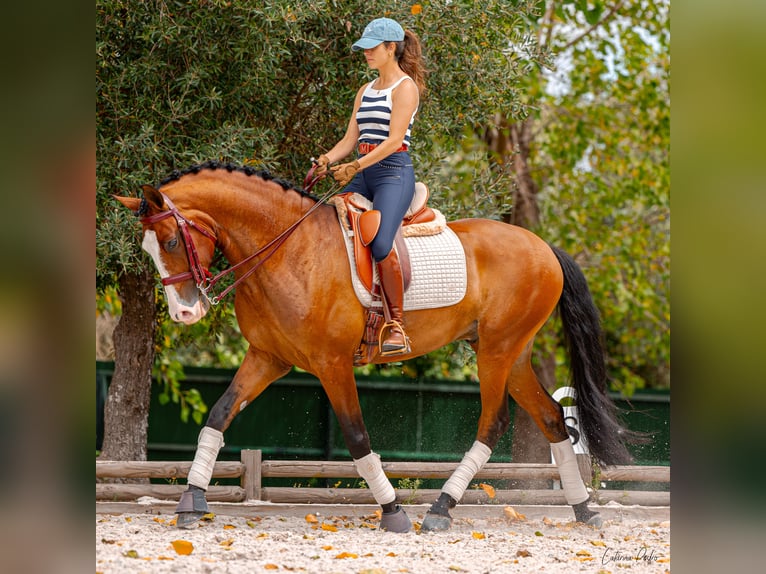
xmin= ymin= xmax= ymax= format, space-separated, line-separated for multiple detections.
xmin=336 ymin=217 xmax=468 ymax=311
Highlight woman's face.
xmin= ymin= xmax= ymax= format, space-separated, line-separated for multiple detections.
xmin=363 ymin=43 xmax=392 ymax=70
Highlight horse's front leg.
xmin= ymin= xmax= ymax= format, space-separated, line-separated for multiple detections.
xmin=421 ymin=345 xmax=514 ymax=532
xmin=175 ymin=349 xmax=290 ymax=528
xmin=320 ymin=371 xmax=412 ymax=533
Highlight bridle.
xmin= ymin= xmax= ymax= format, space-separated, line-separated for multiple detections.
xmin=140 ymin=169 xmax=335 ymax=305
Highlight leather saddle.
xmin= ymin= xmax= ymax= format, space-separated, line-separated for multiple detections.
xmin=335 ymin=182 xmax=440 ymax=294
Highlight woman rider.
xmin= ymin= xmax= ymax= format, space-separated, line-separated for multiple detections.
xmin=313 ymin=17 xmax=426 ymax=356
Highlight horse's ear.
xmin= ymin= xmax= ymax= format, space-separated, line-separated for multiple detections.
xmin=141 ymin=184 xmax=165 ymax=209
xmin=113 ymin=195 xmax=141 ymax=212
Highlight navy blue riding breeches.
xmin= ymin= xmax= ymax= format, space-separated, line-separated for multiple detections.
xmin=342 ymin=151 xmax=415 ymax=262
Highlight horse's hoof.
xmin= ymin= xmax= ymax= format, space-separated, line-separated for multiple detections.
xmin=175 ymin=511 xmax=205 ymax=529
xmin=420 ymin=511 xmax=452 ymax=532
xmin=379 ymin=506 xmax=412 ymax=533
xmin=586 ymin=513 xmax=603 ymax=529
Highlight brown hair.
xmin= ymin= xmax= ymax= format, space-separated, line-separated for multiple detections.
xmin=389 ymin=30 xmax=427 ymax=96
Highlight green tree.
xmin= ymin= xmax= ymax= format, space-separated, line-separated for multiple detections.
xmin=96 ymin=0 xmax=545 ymax=459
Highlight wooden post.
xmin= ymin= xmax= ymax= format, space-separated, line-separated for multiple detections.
xmin=240 ymin=449 xmax=262 ymax=501
xmin=576 ymin=453 xmax=594 ymax=487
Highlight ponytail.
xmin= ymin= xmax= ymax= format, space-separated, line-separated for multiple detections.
xmin=391 ymin=30 xmax=427 ymax=96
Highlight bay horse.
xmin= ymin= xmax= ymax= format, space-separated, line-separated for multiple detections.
xmin=115 ymin=160 xmax=634 ymax=532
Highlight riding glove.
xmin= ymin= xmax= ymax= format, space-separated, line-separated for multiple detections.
xmin=313 ymin=154 xmax=330 ymax=177
xmin=331 ymin=160 xmax=361 ymax=186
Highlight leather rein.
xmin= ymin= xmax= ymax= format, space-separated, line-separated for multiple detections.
xmin=140 ymin=167 xmax=334 ymax=305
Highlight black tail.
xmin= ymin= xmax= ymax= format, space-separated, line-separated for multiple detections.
xmin=550 ymin=245 xmax=639 ymax=465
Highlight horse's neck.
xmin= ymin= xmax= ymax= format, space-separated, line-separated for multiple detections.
xmin=193 ymin=176 xmax=320 ymax=265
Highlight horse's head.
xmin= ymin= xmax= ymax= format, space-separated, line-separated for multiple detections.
xmin=114 ymin=185 xmax=216 ymax=324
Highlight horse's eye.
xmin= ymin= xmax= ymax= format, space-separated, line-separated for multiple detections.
xmin=166 ymin=237 xmax=179 ymax=250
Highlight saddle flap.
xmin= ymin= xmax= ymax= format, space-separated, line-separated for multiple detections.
xmin=359 ymin=210 xmax=381 ymax=247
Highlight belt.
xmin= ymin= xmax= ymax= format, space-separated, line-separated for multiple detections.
xmin=358 ymin=142 xmax=408 ymax=155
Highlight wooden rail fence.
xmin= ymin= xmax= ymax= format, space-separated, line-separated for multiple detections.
xmin=96 ymin=449 xmax=670 ymax=507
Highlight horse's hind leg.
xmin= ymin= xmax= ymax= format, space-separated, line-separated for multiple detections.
xmin=505 ymin=345 xmax=602 ymax=527
xmin=175 ymin=349 xmax=290 ymax=528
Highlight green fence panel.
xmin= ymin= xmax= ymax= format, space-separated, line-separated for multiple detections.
xmin=96 ymin=362 xmax=669 ymax=467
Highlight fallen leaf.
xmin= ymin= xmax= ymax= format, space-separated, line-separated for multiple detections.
xmin=590 ymin=540 xmax=606 ymax=547
xmin=169 ymin=517 xmax=177 ymax=526
xmin=124 ymin=517 xmax=132 ymax=523
xmin=386 ymin=552 xmax=397 ymax=557
xmin=246 ymin=520 xmax=258 ymax=528
xmin=479 ymin=483 xmax=496 ymax=498
xmin=122 ymin=550 xmax=139 ymax=559
xmin=472 ymin=531 xmax=486 ymax=540
xmin=576 ymin=556 xmax=595 ymax=562
xmin=223 ymin=524 xmax=236 ymax=530
xmin=321 ymin=522 xmax=338 ymax=532
xmin=171 ymin=540 xmax=194 ymax=555
xmin=153 ymin=517 xmax=165 ymax=524
xmin=305 ymin=514 xmax=318 ymax=524
xmin=201 ymin=513 xmax=215 ymax=521
xmin=576 ymin=550 xmax=592 ymax=557
xmin=322 ymin=545 xmax=333 ymax=551
xmin=219 ymin=538 xmax=234 ymax=548
xmin=255 ymin=532 xmax=269 ymax=539
xmin=335 ymin=552 xmax=358 ymax=559
xmin=503 ymin=506 xmax=526 ymax=521
xmin=534 ymin=531 xmax=544 ymax=536
xmin=516 ymin=549 xmax=532 ymax=557
xmin=157 ymin=556 xmax=174 ymax=561
xmin=264 ymin=564 xmax=278 ymax=570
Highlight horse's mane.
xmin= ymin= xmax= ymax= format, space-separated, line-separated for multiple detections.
xmin=158 ymin=160 xmax=318 ymax=200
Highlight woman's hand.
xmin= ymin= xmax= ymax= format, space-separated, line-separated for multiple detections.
xmin=313 ymin=154 xmax=330 ymax=177
xmin=331 ymin=160 xmax=361 ymax=186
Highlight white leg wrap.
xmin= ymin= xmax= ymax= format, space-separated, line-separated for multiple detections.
xmin=187 ymin=427 xmax=225 ymax=490
xmin=442 ymin=441 xmax=492 ymax=502
xmin=354 ymin=452 xmax=395 ymax=505
xmin=551 ymin=438 xmax=589 ymax=505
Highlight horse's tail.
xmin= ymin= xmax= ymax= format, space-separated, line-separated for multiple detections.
xmin=549 ymin=244 xmax=640 ymax=465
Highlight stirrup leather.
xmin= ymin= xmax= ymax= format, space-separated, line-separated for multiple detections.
xmin=378 ymin=320 xmax=411 ymax=356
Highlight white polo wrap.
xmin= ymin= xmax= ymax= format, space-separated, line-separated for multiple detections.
xmin=187 ymin=427 xmax=225 ymax=490
xmin=442 ymin=440 xmax=492 ymax=502
xmin=354 ymin=451 xmax=395 ymax=505
xmin=551 ymin=438 xmax=589 ymax=505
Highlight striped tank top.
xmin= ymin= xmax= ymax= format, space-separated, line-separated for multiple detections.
xmin=356 ymin=76 xmax=417 ymax=147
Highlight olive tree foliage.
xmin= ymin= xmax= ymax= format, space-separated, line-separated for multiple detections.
xmin=96 ymin=0 xmax=547 ymax=447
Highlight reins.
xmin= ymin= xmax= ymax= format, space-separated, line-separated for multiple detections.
xmin=141 ymin=170 xmax=338 ymax=305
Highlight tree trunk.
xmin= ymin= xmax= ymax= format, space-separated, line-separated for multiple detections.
xmin=98 ymin=267 xmax=156 ymax=478
xmin=485 ymin=116 xmax=555 ymax=486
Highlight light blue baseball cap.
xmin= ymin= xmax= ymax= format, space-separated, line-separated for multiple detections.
xmin=352 ymin=18 xmax=405 ymax=51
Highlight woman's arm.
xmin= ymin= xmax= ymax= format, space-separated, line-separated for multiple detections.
xmin=323 ymin=84 xmax=366 ymax=164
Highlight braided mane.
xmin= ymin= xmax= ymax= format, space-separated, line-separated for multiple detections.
xmin=157 ymin=160 xmax=318 ymax=200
